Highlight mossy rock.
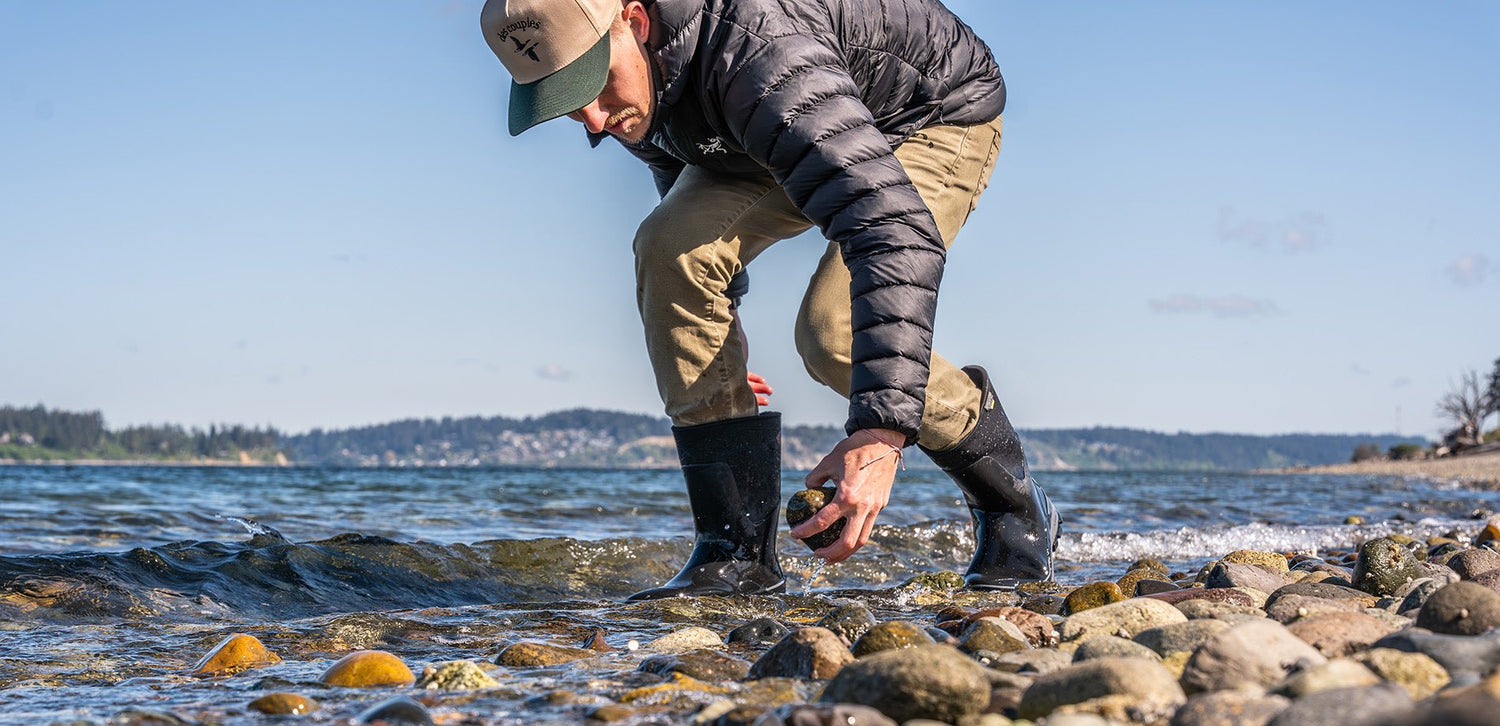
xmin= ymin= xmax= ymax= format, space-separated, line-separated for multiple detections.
xmin=851 ymin=620 xmax=934 ymax=657
xmin=1064 ymin=582 xmax=1126 ymax=615
xmin=785 ymin=487 xmax=844 ymax=551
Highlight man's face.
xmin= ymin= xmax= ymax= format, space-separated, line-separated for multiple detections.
xmin=567 ymin=3 xmax=654 ymax=143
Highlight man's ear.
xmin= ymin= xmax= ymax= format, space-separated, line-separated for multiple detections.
xmin=624 ymin=1 xmax=650 ymax=44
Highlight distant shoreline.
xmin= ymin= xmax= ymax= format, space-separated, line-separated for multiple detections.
xmin=0 ymin=458 xmax=282 ymax=468
xmin=1267 ymin=449 xmax=1500 ymax=488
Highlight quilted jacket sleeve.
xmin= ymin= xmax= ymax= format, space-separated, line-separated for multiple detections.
xmin=713 ymin=34 xmax=945 ymax=446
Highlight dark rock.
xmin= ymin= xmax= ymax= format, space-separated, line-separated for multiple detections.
xmin=959 ymin=617 xmax=1029 ymax=654
xmin=1267 ymin=582 xmax=1379 ymax=608
xmin=1285 ymin=612 xmax=1400 ymax=657
xmin=247 ymin=693 xmax=318 ymax=716
xmin=1133 ymin=619 xmax=1231 ymax=656
xmin=1353 ymin=537 xmax=1421 ymax=597
xmin=984 ymin=647 xmax=1075 ymax=675
xmin=748 ymin=627 xmax=853 ymax=680
xmin=1446 ymin=549 xmax=1500 ymax=580
xmin=1265 ymin=682 xmax=1410 ymax=726
xmin=1135 ymin=578 xmax=1180 ymax=596
xmin=1175 ymin=599 xmax=1266 ymax=621
xmin=1371 ymin=628 xmax=1500 ymax=680
xmin=749 ymin=704 xmax=897 ymax=726
xmin=1472 ymin=568 xmax=1500 ymax=596
xmin=1145 ymin=587 xmax=1255 ymax=608
xmin=729 ymin=618 xmax=790 ymax=647
xmin=1206 ymin=562 xmax=1287 ymax=595
xmin=495 ymin=642 xmax=596 ymax=668
xmin=414 ymin=660 xmax=499 ymax=690
xmin=821 ymin=644 xmax=990 ymax=723
xmin=1170 ymin=690 xmax=1289 ymax=726
xmin=1063 ymin=582 xmax=1126 ymax=614
xmin=1022 ymin=593 xmax=1066 ymax=615
xmin=964 ymin=606 xmax=1058 ymax=648
xmin=817 ymin=602 xmax=876 ymax=645
xmin=1180 ymin=619 xmax=1326 ymax=693
xmin=639 ymin=649 xmax=750 ymax=681
xmin=355 ymin=696 xmax=434 ymax=725
xmin=1017 ymin=656 xmax=1185 ymax=721
xmin=1415 ymin=581 xmax=1500 ymax=635
xmin=580 ymin=628 xmax=613 ymax=652
xmin=924 ymin=626 xmax=956 ymax=645
xmin=786 ymin=487 xmax=844 ymax=551
xmin=1072 ymin=636 xmax=1160 ymax=662
xmin=850 ymin=620 xmax=933 ymax=657
xmin=1377 ymin=676 xmax=1500 ymax=726
xmin=1220 ymin=550 xmax=1290 ymax=573
xmin=1396 ymin=578 xmax=1449 ymax=615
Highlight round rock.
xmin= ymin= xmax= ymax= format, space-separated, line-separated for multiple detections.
xmin=728 ymin=617 xmax=790 ymax=647
xmin=355 ymin=696 xmax=433 ymax=725
xmin=817 ymin=602 xmax=876 ymax=645
xmin=821 ymin=644 xmax=990 ymax=724
xmin=786 ymin=486 xmax=844 ymax=551
xmin=1059 ymin=596 xmax=1187 ymax=643
xmin=495 ymin=642 xmax=597 ymax=667
xmin=647 ymin=626 xmax=722 ymax=652
xmin=1353 ymin=536 xmax=1420 ymax=596
xmin=1171 ymin=690 xmax=1289 ymax=726
xmin=1133 ymin=619 xmax=1231 ymax=657
xmin=851 ymin=620 xmax=933 ymax=657
xmin=1285 ymin=612 xmax=1400 ymax=657
xmin=747 ymin=627 xmax=853 ymax=680
xmin=1265 ymin=682 xmax=1410 ymax=726
xmin=415 ymin=660 xmax=499 ymax=690
xmin=192 ymin=633 xmax=281 ymax=676
xmin=247 ymin=693 xmax=317 ymax=716
xmin=1275 ymin=658 xmax=1380 ymax=698
xmin=1416 ymin=581 xmax=1500 ymax=635
xmin=1063 ymin=582 xmax=1126 ymax=615
xmin=1180 ymin=619 xmax=1327 ymax=694
xmin=1072 ymin=636 xmax=1160 ymax=663
xmin=1446 ymin=548 xmax=1500 ymax=580
xmin=1017 ymin=656 xmax=1185 ymax=721
xmin=640 ymin=648 xmax=750 ymax=681
xmin=320 ymin=650 xmax=415 ymax=688
xmin=1351 ymin=647 xmax=1451 ymax=699
xmin=960 ymin=616 xmax=1030 ymax=655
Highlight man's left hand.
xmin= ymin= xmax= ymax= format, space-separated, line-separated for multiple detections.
xmin=790 ymin=428 xmax=906 ymax=563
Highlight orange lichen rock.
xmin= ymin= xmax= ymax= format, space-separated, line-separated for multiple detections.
xmin=319 ymin=650 xmax=416 ymax=688
xmin=191 ymin=633 xmax=281 ymax=676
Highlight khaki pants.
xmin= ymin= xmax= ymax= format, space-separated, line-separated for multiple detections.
xmin=634 ymin=114 xmax=1003 ymax=451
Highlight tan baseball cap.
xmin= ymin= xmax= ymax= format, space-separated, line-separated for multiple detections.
xmin=480 ymin=0 xmax=619 ymax=136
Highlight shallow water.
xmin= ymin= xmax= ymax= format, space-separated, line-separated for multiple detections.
xmin=1 ymin=465 xmax=1496 ymax=723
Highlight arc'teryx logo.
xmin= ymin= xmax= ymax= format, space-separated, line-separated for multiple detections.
xmin=697 ymin=137 xmax=726 ymax=155
xmin=510 ymin=35 xmax=541 ymax=62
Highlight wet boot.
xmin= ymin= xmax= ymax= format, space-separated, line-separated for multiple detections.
xmin=921 ymin=366 xmax=1060 ymax=590
xmin=626 ymin=412 xmax=785 ymax=600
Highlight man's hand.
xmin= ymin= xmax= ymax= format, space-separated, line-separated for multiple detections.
xmin=748 ymin=372 xmax=773 ymax=407
xmin=789 ymin=428 xmax=905 ymax=564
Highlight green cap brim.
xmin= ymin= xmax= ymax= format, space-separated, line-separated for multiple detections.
xmin=508 ymin=34 xmax=611 ymax=136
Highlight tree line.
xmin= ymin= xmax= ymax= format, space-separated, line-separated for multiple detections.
xmin=0 ymin=405 xmax=281 ymax=459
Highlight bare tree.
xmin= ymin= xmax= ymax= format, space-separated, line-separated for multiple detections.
xmin=1436 ymin=369 xmax=1487 ymax=448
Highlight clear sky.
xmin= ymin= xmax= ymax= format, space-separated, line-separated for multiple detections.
xmin=2 ymin=1 xmax=1496 ymax=439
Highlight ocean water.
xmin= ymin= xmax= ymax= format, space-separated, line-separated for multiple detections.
xmin=1 ymin=465 xmax=1496 ymax=723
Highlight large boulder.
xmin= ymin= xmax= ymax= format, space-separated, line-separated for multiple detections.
xmin=820 ymin=644 xmax=990 ymax=723
xmin=1180 ymin=619 xmax=1326 ymax=693
xmin=749 ymin=627 xmax=853 ymax=680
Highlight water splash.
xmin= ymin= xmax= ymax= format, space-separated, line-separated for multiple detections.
xmin=218 ymin=515 xmax=287 ymax=542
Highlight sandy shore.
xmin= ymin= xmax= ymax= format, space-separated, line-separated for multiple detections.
xmin=1273 ymin=450 xmax=1500 ymax=488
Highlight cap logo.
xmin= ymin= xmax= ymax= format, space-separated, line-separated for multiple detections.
xmin=510 ymin=35 xmax=542 ymax=62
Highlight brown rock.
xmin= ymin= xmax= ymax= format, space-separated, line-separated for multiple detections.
xmin=748 ymin=627 xmax=853 ymax=680
xmin=191 ymin=633 xmax=281 ymax=676
xmin=580 ymin=628 xmax=613 ymax=652
xmin=1179 ymin=619 xmax=1326 ymax=693
xmin=965 ymin=606 xmax=1058 ymax=648
xmin=821 ymin=644 xmax=990 ymax=723
xmin=1145 ymin=588 xmax=1255 ymax=608
xmin=851 ymin=620 xmax=933 ymax=657
xmin=1263 ymin=593 xmax=1363 ymax=624
xmin=320 ymin=650 xmax=415 ymax=688
xmin=1445 ymin=549 xmax=1500 ymax=580
xmin=1018 ymin=656 xmax=1186 ymax=721
xmin=1472 ymin=568 xmax=1500 ymax=596
xmin=247 ymin=693 xmax=317 ymax=715
xmin=1220 ymin=550 xmax=1290 ymax=574
xmin=1059 ymin=597 xmax=1188 ymax=643
xmin=960 ymin=617 xmax=1030 ymax=654
xmin=1285 ymin=612 xmax=1400 ymax=657
xmin=495 ymin=641 xmax=598 ymax=667
xmin=1064 ymin=582 xmax=1126 ymax=615
xmin=1416 ymin=581 xmax=1500 ymax=635
xmin=1117 ymin=568 xmax=1162 ymax=598
xmin=1171 ymin=690 xmax=1289 ymax=726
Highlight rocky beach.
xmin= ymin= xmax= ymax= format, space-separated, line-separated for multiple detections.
xmin=1275 ymin=450 xmax=1500 ymax=489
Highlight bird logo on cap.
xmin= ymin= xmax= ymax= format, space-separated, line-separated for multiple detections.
xmin=510 ymin=35 xmax=541 ymax=62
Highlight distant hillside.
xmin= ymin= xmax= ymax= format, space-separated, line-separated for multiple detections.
xmin=278 ymin=409 xmax=1425 ymax=471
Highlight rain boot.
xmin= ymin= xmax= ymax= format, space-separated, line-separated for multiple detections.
xmin=626 ymin=412 xmax=785 ymax=600
xmin=921 ymin=366 xmax=1060 ymax=590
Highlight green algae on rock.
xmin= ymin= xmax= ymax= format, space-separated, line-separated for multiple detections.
xmin=785 ymin=486 xmax=844 ymax=551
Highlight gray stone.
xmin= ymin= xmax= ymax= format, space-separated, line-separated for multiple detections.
xmin=1285 ymin=612 xmax=1400 ymax=657
xmin=1017 ymin=656 xmax=1186 ymax=721
xmin=1134 ymin=619 xmax=1231 ymax=656
xmin=1267 ymin=582 xmax=1379 ymax=608
xmin=821 ymin=644 xmax=990 ymax=724
xmin=415 ymin=661 xmax=499 ymax=691
xmin=1378 ymin=678 xmax=1500 ymax=726
xmin=960 ymin=616 xmax=1029 ymax=655
xmin=1135 ymin=579 xmax=1180 ymax=596
xmin=355 ymin=696 xmax=433 ymax=725
xmin=984 ymin=647 xmax=1074 ymax=675
xmin=1351 ymin=647 xmax=1450 ymax=700
xmin=1416 ymin=581 xmax=1500 ymax=635
xmin=1446 ymin=548 xmax=1500 ymax=579
xmin=748 ymin=627 xmax=853 ymax=680
xmin=1206 ymin=562 xmax=1288 ymax=595
xmin=1274 ymin=658 xmax=1380 ymax=698
xmin=1372 ymin=628 xmax=1500 ymax=681
xmin=1180 ymin=618 xmax=1327 ymax=693
xmin=1396 ymin=578 xmax=1449 ymax=615
xmin=1264 ymin=593 xmax=1363 ymax=624
xmin=1072 ymin=635 xmax=1160 ymax=663
xmin=1265 ymin=682 xmax=1410 ymax=726
xmin=1353 ymin=537 xmax=1421 ymax=597
xmin=728 ymin=618 xmax=789 ymax=647
xmin=1175 ymin=599 xmax=1266 ymax=621
xmin=1059 ymin=597 xmax=1188 ymax=643
xmin=748 ymin=703 xmax=897 ymax=726
xmin=817 ymin=602 xmax=876 ymax=645
xmin=647 ymin=626 xmax=722 ymax=652
xmin=1170 ymin=691 xmax=1290 ymax=726
xmin=640 ymin=648 xmax=750 ymax=681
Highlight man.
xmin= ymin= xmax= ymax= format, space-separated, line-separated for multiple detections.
xmin=481 ymin=0 xmax=1060 ymax=599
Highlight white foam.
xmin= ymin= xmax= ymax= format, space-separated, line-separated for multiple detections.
xmin=1062 ymin=519 xmax=1475 ymax=563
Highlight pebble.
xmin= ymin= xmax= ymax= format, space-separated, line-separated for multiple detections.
xmin=1264 ymin=682 xmax=1410 ymax=726
xmin=1352 ymin=537 xmax=1420 ymax=596
xmin=785 ymin=487 xmax=843 ymax=551
xmin=415 ymin=660 xmax=499 ymax=690
xmin=1017 ymin=656 xmax=1185 ymax=722
xmin=1145 ymin=587 xmax=1255 ymax=608
xmin=850 ymin=620 xmax=933 ymax=657
xmin=817 ymin=602 xmax=876 ymax=645
xmin=1379 ymin=670 xmax=1500 ymax=726
xmin=191 ymin=633 xmax=281 ymax=676
xmin=1351 ymin=647 xmax=1450 ymax=699
xmin=649 ymin=626 xmax=724 ymax=652
xmin=820 ymin=644 xmax=990 ymax=724
xmin=320 ymin=650 xmax=415 ymax=688
xmin=1219 ymin=550 xmax=1290 ymax=574
xmin=1170 ymin=690 xmax=1289 ymax=726
xmin=1263 ymin=593 xmax=1361 ymax=623
xmin=747 ymin=627 xmax=853 ymax=680
xmin=1372 ymin=628 xmax=1500 ymax=681
xmin=247 ymin=693 xmax=317 ymax=716
xmin=751 ymin=704 xmax=896 ymax=726
xmin=1472 ymin=568 xmax=1500 ymax=596
xmin=959 ymin=616 xmax=1029 ymax=654
xmin=963 ymin=605 xmax=1058 ymax=648
xmin=640 ymin=648 xmax=751 ymax=681
xmin=1071 ymin=635 xmax=1160 ymax=662
xmin=728 ymin=618 xmax=789 ymax=647
xmin=1205 ymin=562 xmax=1287 ymax=596
xmin=1134 ymin=578 xmax=1180 ymax=596
xmin=1116 ymin=568 xmax=1162 ymax=598
xmin=495 ymin=642 xmax=598 ymax=667
xmin=1058 ymin=596 xmax=1187 ymax=643
xmin=1022 ymin=594 xmax=1066 ymax=615
xmin=1174 ymin=599 xmax=1265 ymax=621
xmin=1285 ymin=612 xmax=1400 ymax=657
xmin=1133 ymin=619 xmax=1231 ymax=657
xmin=1179 ymin=618 xmax=1326 ymax=693
xmin=985 ymin=647 xmax=1075 ymax=675
xmin=1396 ymin=578 xmax=1449 ymax=615
xmin=1274 ymin=658 xmax=1380 ymax=697
xmin=1062 ymin=582 xmax=1125 ymax=615
xmin=1415 ymin=581 xmax=1500 ymax=635
xmin=580 ymin=628 xmax=613 ymax=652
xmin=355 ymin=696 xmax=433 ymax=725
xmin=1267 ymin=581 xmax=1379 ymax=607
xmin=1444 ymin=549 xmax=1500 ymax=579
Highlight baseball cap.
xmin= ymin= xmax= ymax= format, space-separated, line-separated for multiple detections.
xmin=480 ymin=0 xmax=618 ymax=136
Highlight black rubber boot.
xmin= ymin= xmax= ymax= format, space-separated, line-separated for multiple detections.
xmin=921 ymin=366 xmax=1061 ymax=590
xmin=627 ymin=412 xmax=785 ymax=601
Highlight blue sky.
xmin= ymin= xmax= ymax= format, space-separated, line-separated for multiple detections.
xmin=2 ymin=1 xmax=1495 ymax=438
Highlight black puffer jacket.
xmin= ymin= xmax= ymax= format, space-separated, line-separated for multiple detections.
xmin=615 ymin=0 xmax=1005 ymax=445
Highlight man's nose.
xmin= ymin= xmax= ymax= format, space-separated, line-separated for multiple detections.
xmin=568 ymin=100 xmax=609 ymax=134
